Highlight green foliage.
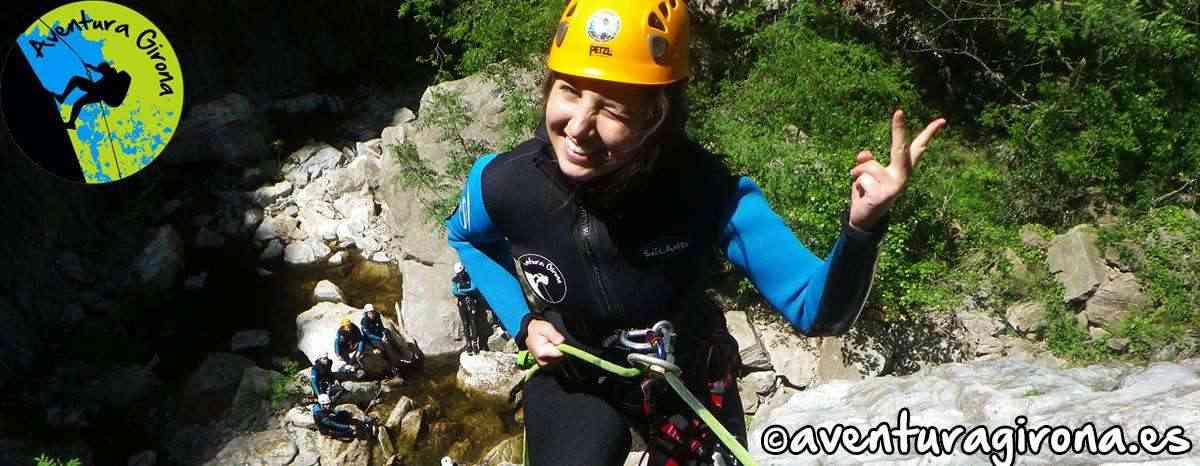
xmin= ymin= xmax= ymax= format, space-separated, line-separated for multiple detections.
xmin=269 ymin=360 xmax=303 ymax=409
xmin=34 ymin=455 xmax=80 ymax=466
xmin=1097 ymin=207 xmax=1200 ymax=358
xmin=397 ymin=0 xmax=562 ymax=78
xmin=392 ymin=88 xmax=494 ymax=226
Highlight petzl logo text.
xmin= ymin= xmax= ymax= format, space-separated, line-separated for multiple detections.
xmin=3 ymin=1 xmax=184 ymax=184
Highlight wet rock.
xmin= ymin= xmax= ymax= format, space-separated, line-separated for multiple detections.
xmin=284 ymin=240 xmax=331 ymax=265
xmin=479 ymin=435 xmax=523 ymax=466
xmin=184 ymin=272 xmax=208 ymax=290
xmin=1084 ymin=270 xmax=1148 ymax=326
xmin=127 ymin=450 xmax=156 ymax=466
xmin=134 ymin=225 xmax=184 ymax=294
xmin=296 ymin=302 xmax=409 ymax=373
xmin=252 ymin=181 xmax=294 ymax=207
xmin=230 ymin=330 xmax=270 ymax=353
xmin=1006 ymin=301 xmax=1047 ymax=334
xmin=260 ymin=239 xmax=284 ymax=261
xmin=1047 ymin=225 xmax=1108 ymax=302
xmin=457 ymin=351 xmax=523 ymax=400
xmin=181 ymin=353 xmax=255 ymax=422
xmin=385 ymin=396 xmax=416 ymax=429
xmin=726 ymin=310 xmax=772 ymax=372
xmin=396 ymin=409 xmax=424 ymax=451
xmin=313 ymin=280 xmax=345 ymax=303
xmin=398 ymin=261 xmax=464 ymax=356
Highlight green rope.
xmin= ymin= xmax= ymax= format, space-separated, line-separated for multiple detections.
xmin=514 ymin=344 xmax=758 ymax=466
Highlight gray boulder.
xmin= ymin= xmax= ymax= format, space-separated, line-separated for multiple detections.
xmin=755 ymin=320 xmax=820 ymax=387
xmin=1006 ymin=301 xmax=1047 ymax=334
xmin=726 ymin=310 xmax=772 ymax=372
xmin=180 ymin=353 xmax=256 ymax=422
xmin=260 ymin=239 xmax=285 ymax=261
xmin=230 ymin=330 xmax=271 ymax=353
xmin=313 ymin=280 xmax=345 ymax=304
xmin=252 ymin=181 xmax=294 ymax=207
xmin=398 ymin=261 xmax=464 ymax=356
xmin=957 ymin=310 xmax=1005 ymax=357
xmin=284 ymin=240 xmax=331 ymax=265
xmin=134 ymin=225 xmax=184 ymax=294
xmin=1047 ymin=225 xmax=1108 ymax=302
xmin=169 ymin=93 xmax=270 ymax=165
xmin=1084 ymin=270 xmax=1148 ymax=326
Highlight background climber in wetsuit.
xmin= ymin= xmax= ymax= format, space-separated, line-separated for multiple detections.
xmin=451 ymin=261 xmax=491 ymax=354
xmin=309 ymin=354 xmax=342 ymax=401
xmin=333 ymin=318 xmax=365 ymax=372
xmin=311 ymin=393 xmax=375 ymax=440
xmin=445 ymin=0 xmax=945 ymax=464
xmin=360 ymin=304 xmax=415 ymax=377
xmin=55 ymin=61 xmax=131 ymax=130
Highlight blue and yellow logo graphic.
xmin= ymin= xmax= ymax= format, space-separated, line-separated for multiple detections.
xmin=3 ymin=1 xmax=183 ymax=184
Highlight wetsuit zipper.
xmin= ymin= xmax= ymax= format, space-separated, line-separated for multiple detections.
xmin=575 ymin=205 xmax=617 ymax=320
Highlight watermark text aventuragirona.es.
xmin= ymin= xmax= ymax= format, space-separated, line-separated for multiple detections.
xmin=759 ymin=408 xmax=1193 ymax=466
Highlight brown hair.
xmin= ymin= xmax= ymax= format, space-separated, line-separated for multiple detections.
xmin=539 ymin=71 xmax=690 ymax=207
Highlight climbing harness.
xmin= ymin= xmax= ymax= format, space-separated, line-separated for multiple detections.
xmin=515 ymin=321 xmax=756 ymax=466
xmin=35 ymin=17 xmax=124 ymax=179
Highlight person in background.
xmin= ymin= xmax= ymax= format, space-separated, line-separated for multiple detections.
xmin=334 ymin=318 xmax=365 ymax=370
xmin=451 ymin=261 xmax=491 ymax=353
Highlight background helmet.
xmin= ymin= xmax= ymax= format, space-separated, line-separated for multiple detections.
xmin=339 ymin=318 xmax=352 ymax=328
xmin=453 ymin=262 xmax=465 ymax=274
xmin=364 ymin=304 xmax=376 ymax=314
xmin=317 ymin=393 xmax=331 ymax=407
xmin=547 ymin=0 xmax=690 ymax=85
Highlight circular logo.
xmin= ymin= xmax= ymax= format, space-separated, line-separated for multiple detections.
xmin=2 ymin=1 xmax=184 ymax=184
xmin=585 ymin=9 xmax=622 ymax=43
xmin=518 ymin=253 xmax=567 ymax=304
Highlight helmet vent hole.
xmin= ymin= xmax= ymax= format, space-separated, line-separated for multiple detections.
xmin=565 ymin=1 xmax=577 ymax=18
xmin=649 ymin=36 xmax=669 ymax=61
xmin=555 ymin=22 xmax=569 ymax=47
xmin=648 ymin=13 xmax=666 ymax=32
xmin=659 ymin=3 xmax=670 ymax=19
xmin=668 ymin=0 xmax=677 ymax=9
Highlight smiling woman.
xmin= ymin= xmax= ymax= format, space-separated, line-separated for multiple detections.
xmin=443 ymin=0 xmax=944 ymax=464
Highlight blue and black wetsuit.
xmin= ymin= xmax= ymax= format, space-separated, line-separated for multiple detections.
xmin=310 ymin=363 xmax=337 ymax=397
xmin=360 ymin=314 xmax=386 ymax=348
xmin=311 ymin=403 xmax=355 ymax=438
xmin=446 ymin=128 xmax=885 ymax=465
xmin=334 ymin=325 xmax=365 ymax=363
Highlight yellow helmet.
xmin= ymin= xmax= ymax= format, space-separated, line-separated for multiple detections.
xmin=547 ymin=0 xmax=690 ymax=85
xmin=339 ymin=318 xmax=352 ymax=327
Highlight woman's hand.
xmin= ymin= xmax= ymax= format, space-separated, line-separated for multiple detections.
xmin=525 ymin=319 xmax=565 ymax=366
xmin=849 ymin=110 xmax=946 ymax=230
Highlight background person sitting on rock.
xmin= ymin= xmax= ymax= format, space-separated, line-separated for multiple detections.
xmin=451 ymin=262 xmax=491 ymax=354
xmin=309 ymin=354 xmax=341 ymax=399
xmin=334 ymin=318 xmax=365 ymax=369
xmin=311 ymin=394 xmax=356 ymax=439
xmin=360 ymin=304 xmax=406 ymax=377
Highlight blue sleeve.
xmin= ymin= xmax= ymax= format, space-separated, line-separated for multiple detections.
xmin=333 ymin=333 xmax=344 ymax=359
xmin=354 ymin=327 xmax=365 ymax=355
xmin=310 ymin=367 xmax=320 ymax=395
xmin=720 ymin=177 xmax=882 ymax=336
xmin=446 ymin=154 xmax=532 ymax=335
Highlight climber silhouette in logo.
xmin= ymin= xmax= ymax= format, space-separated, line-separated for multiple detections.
xmin=54 ymin=61 xmax=131 ymax=130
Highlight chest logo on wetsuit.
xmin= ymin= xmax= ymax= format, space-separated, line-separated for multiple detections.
xmin=639 ymin=239 xmax=691 ymax=259
xmin=518 ymin=253 xmax=567 ymax=304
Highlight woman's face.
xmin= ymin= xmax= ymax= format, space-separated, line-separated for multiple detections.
xmin=545 ymin=75 xmax=653 ymax=182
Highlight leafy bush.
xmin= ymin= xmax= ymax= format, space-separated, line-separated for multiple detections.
xmin=269 ymin=360 xmax=303 ymax=409
xmin=396 ymin=0 xmax=562 ymax=78
xmin=34 ymin=455 xmax=80 ymax=466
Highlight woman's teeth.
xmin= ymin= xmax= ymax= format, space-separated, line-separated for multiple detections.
xmin=568 ymin=139 xmax=597 ymax=156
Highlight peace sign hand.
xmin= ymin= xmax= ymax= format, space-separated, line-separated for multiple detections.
xmin=848 ymin=110 xmax=946 ymax=230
